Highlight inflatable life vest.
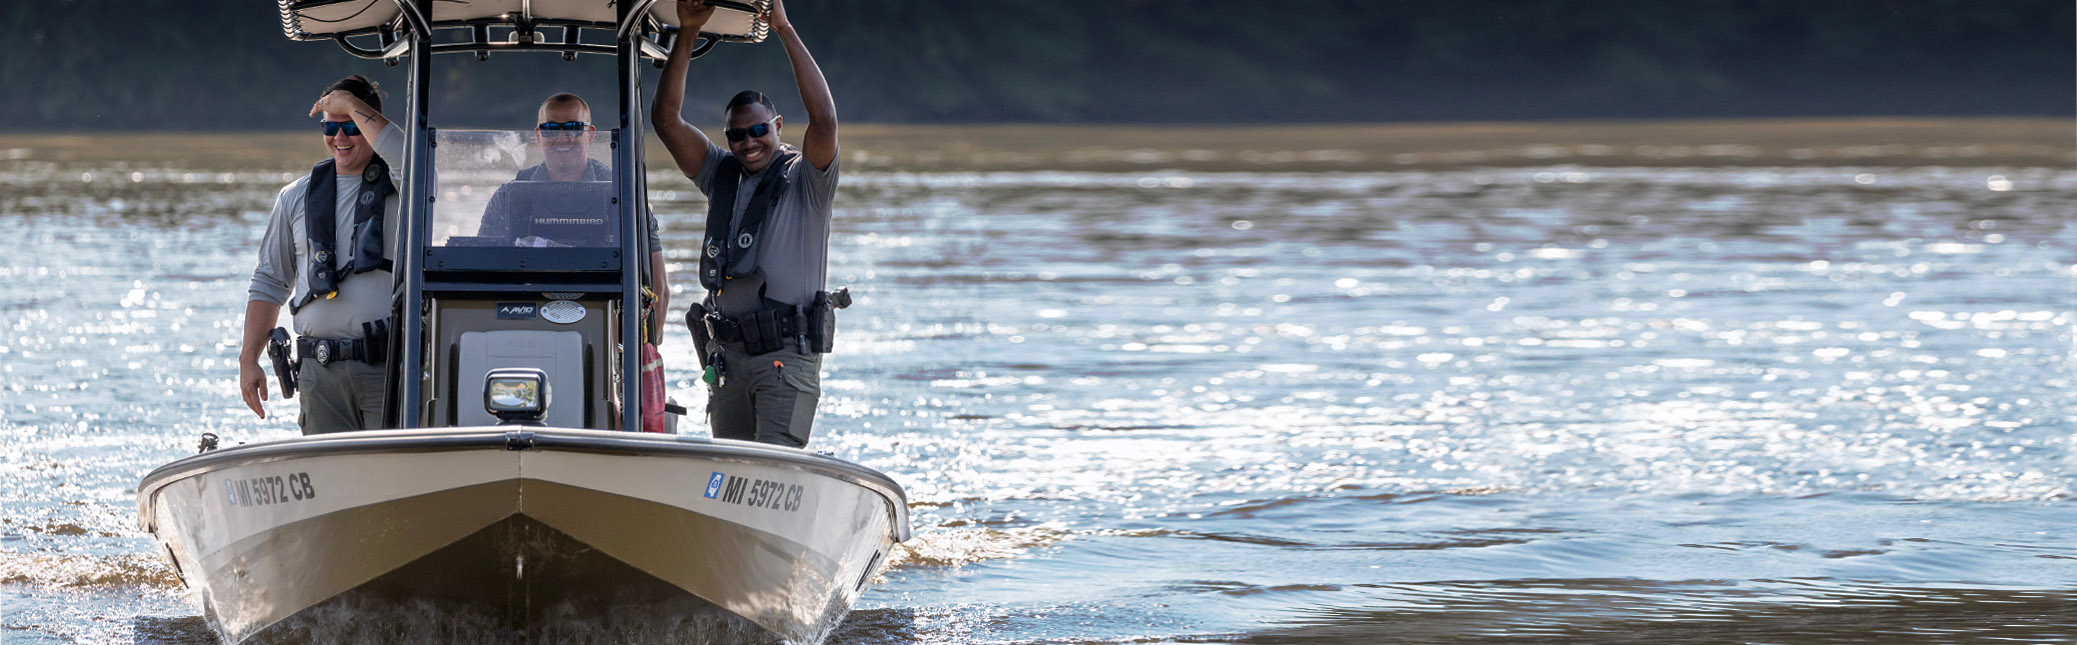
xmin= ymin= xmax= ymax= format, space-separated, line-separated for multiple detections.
xmin=293 ymin=156 xmax=393 ymax=310
xmin=698 ymin=149 xmax=801 ymax=292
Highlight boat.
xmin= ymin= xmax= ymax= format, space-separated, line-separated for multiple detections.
xmin=138 ymin=428 xmax=908 ymax=643
xmin=136 ymin=1 xmax=909 ymax=643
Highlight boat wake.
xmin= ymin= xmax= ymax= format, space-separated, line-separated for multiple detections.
xmin=0 ymin=551 xmax=180 ymax=589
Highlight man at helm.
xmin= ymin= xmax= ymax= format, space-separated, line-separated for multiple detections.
xmin=654 ymin=0 xmax=842 ymax=447
xmin=476 ymin=93 xmax=670 ymax=336
xmin=239 ymin=75 xmax=402 ymax=434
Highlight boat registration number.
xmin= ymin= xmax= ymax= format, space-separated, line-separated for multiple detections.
xmin=223 ymin=472 xmax=317 ymax=507
xmin=707 ymin=472 xmax=803 ymax=512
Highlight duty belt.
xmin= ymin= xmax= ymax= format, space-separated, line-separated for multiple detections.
xmin=296 ymin=336 xmax=383 ymax=366
xmin=701 ymin=305 xmax=813 ymax=355
xmin=689 ymin=290 xmax=844 ymax=360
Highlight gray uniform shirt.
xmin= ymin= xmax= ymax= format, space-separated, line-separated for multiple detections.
xmin=247 ymin=124 xmax=406 ymax=339
xmin=692 ymin=143 xmax=840 ymax=315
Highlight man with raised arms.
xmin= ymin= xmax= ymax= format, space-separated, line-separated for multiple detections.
xmin=654 ymin=0 xmax=843 ymax=447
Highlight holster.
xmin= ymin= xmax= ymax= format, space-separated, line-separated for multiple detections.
xmin=685 ymin=302 xmax=715 ymax=369
xmin=265 ymin=327 xmax=299 ymax=399
xmin=806 ymin=288 xmax=850 ymax=354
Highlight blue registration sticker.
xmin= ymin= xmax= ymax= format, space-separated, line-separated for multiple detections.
xmin=705 ymin=472 xmax=726 ymax=499
xmin=223 ymin=479 xmax=238 ymax=506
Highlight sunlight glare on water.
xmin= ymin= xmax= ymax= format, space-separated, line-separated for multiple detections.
xmin=2 ymin=127 xmax=2074 ymax=643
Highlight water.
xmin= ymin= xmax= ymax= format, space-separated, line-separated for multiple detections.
xmin=3 ymin=123 xmax=2074 ymax=643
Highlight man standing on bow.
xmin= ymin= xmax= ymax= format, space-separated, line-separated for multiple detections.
xmin=653 ymin=0 xmax=844 ymax=448
xmin=239 ymin=75 xmax=402 ymax=434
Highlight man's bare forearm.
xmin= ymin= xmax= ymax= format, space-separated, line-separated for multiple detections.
xmin=352 ymin=107 xmax=388 ymax=136
xmin=314 ymin=92 xmax=391 ymax=136
xmin=775 ymin=23 xmax=837 ymax=170
xmin=241 ymin=300 xmax=283 ymax=364
xmin=652 ymin=21 xmax=715 ymax=176
xmin=654 ymin=32 xmax=695 ymax=128
xmin=777 ymin=25 xmax=835 ymax=127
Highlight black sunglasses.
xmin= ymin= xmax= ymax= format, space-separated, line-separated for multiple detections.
xmin=537 ymin=121 xmax=591 ymax=136
xmin=320 ymin=120 xmax=362 ymax=136
xmin=723 ymin=118 xmax=776 ymax=142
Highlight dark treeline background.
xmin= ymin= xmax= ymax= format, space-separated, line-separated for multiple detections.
xmin=4 ymin=0 xmax=2071 ymax=130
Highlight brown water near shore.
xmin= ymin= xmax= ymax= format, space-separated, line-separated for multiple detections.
xmin=6 ymin=117 xmax=2069 ymax=171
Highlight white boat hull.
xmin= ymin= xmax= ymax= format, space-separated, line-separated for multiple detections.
xmin=137 ymin=428 xmax=909 ymax=644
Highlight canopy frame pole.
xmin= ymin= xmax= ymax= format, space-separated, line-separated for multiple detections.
xmin=389 ymin=0 xmax=435 ymax=428
xmin=615 ymin=0 xmax=647 ymax=433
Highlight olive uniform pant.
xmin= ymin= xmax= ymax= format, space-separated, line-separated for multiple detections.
xmin=298 ymin=358 xmax=387 ymax=435
xmin=708 ymin=346 xmax=822 ymax=447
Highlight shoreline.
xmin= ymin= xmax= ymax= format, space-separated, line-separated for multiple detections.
xmin=3 ymin=117 xmax=2069 ymax=171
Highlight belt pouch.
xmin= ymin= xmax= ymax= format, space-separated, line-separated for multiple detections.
xmin=360 ymin=319 xmax=390 ymax=364
xmin=738 ymin=310 xmax=765 ymax=350
xmin=754 ymin=310 xmax=783 ymax=354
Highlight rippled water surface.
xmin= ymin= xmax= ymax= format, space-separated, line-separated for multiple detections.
xmin=3 ymin=123 xmax=2074 ymax=643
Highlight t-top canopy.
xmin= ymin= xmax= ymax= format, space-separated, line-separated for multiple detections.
xmin=278 ymin=0 xmax=768 ymax=46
